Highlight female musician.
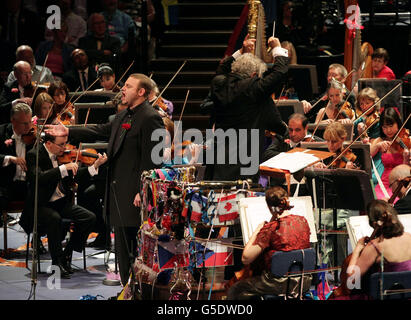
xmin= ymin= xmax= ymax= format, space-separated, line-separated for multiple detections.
xmin=371 ymin=107 xmax=411 ymax=200
xmin=226 ymin=186 xmax=311 ymax=300
xmin=162 ymin=117 xmax=202 ymax=166
xmin=314 ymin=79 xmax=355 ymax=125
xmin=331 ymin=200 xmax=411 ymax=300
xmin=314 ymin=121 xmax=360 ymax=169
xmin=32 ymin=92 xmax=58 ymax=125
xmin=48 ymin=81 xmax=75 ymax=125
xmin=95 ymin=64 xmax=121 ymax=92
xmin=353 ymin=87 xmax=381 ymax=140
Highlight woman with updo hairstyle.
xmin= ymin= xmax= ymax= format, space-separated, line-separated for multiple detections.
xmin=330 ymin=200 xmax=411 ymax=299
xmin=96 ymin=63 xmax=121 ymax=92
xmin=227 ymin=186 xmax=311 ymax=300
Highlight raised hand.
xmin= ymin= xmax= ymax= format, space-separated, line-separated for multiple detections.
xmin=44 ymin=122 xmax=69 ymax=137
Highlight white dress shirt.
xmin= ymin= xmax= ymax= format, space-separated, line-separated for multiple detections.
xmin=3 ymin=130 xmax=27 ymax=181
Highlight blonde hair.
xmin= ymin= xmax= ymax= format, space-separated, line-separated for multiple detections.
xmin=324 ymin=121 xmax=347 ymax=141
xmin=329 ymin=63 xmax=348 ymax=79
xmin=357 ymin=87 xmax=380 ymax=111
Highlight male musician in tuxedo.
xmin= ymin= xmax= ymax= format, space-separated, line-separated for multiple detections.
xmin=7 ymin=45 xmax=54 ymax=85
xmin=0 ymin=103 xmax=33 ymax=227
xmin=62 ymin=49 xmax=98 ymax=92
xmin=0 ymin=61 xmax=33 ymax=124
xmin=20 ymin=133 xmax=107 ymax=279
xmin=205 ymin=35 xmax=288 ymax=182
xmin=44 ymin=73 xmax=164 ymax=285
xmin=389 ymin=164 xmax=411 ymax=214
xmin=261 ymin=113 xmax=322 ymax=193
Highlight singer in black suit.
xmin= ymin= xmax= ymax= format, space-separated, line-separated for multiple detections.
xmin=44 ymin=73 xmax=165 ymax=285
xmin=0 ymin=103 xmax=33 ymax=225
xmin=20 ymin=133 xmax=107 ymax=279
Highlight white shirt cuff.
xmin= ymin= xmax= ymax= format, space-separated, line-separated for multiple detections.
xmin=12 ymin=99 xmax=19 ymax=107
xmin=271 ymin=47 xmax=288 ymax=58
xmin=3 ymin=155 xmax=11 ymax=167
xmin=88 ymin=164 xmax=98 ymax=176
xmin=60 ymin=164 xmax=69 ymax=178
xmin=232 ymin=50 xmax=242 ymax=60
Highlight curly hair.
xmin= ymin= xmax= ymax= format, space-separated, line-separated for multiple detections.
xmin=367 ymin=200 xmax=404 ymax=239
xmin=231 ymin=53 xmax=267 ymax=78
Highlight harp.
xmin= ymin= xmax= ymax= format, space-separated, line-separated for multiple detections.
xmin=344 ymin=0 xmax=373 ymax=90
xmin=247 ymin=0 xmax=273 ymax=63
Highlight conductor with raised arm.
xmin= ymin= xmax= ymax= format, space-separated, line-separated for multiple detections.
xmin=44 ymin=73 xmax=165 ymax=285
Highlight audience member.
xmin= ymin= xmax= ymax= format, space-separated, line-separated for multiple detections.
xmin=44 ymin=0 xmax=87 ymax=47
xmin=63 ymin=49 xmax=99 ymax=92
xmin=79 ymin=13 xmax=121 ymax=70
xmin=7 ymin=45 xmax=54 ymax=85
xmin=36 ymin=22 xmax=75 ymax=78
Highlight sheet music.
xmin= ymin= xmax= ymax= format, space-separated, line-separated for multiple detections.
xmin=347 ymin=214 xmax=411 ymax=249
xmin=260 ymin=151 xmax=319 ymax=173
xmin=239 ymin=196 xmax=317 ymax=245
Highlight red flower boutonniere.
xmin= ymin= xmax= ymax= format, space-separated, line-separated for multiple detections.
xmin=4 ymin=139 xmax=13 ymax=147
xmin=284 ymin=139 xmax=291 ymax=145
xmin=11 ymin=88 xmax=19 ymax=93
xmin=122 ymin=123 xmax=131 ymax=130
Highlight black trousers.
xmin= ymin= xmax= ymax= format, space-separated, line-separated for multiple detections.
xmin=38 ymin=197 xmax=96 ymax=264
xmin=114 ymin=226 xmax=138 ymax=286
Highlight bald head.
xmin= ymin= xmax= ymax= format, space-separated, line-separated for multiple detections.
xmin=16 ymin=45 xmax=35 ymax=67
xmin=13 ymin=61 xmax=32 ymax=87
xmin=389 ymin=164 xmax=411 ymax=186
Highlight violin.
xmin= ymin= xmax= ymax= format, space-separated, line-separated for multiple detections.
xmin=390 ymin=128 xmax=411 ymax=153
xmin=330 ymin=148 xmax=358 ymax=169
xmin=21 ymin=125 xmax=37 ymax=145
xmin=388 ymin=176 xmax=411 ymax=204
xmin=171 ymin=140 xmax=206 ymax=159
xmin=57 ymin=144 xmax=98 ymax=166
xmin=153 ymin=96 xmax=169 ymax=113
xmin=56 ymin=102 xmax=75 ymax=125
xmin=334 ymin=101 xmax=354 ymax=120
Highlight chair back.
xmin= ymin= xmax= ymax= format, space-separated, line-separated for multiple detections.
xmin=369 ymin=271 xmax=411 ymax=300
xmin=270 ymin=248 xmax=316 ymax=277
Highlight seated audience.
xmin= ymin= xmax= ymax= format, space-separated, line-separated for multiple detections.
xmin=79 ymin=13 xmax=121 ymax=70
xmin=63 ymin=49 xmax=98 ymax=92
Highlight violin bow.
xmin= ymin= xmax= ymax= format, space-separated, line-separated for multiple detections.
xmin=388 ymin=112 xmax=411 ymax=149
xmin=113 ymin=60 xmax=135 ymax=90
xmin=173 ymin=89 xmax=190 ymax=143
xmin=326 ymin=116 xmax=380 ymax=169
xmin=33 ymin=101 xmax=56 ymax=146
xmin=57 ymin=76 xmax=101 ymax=118
xmin=151 ymin=60 xmax=187 ymax=107
xmin=30 ymin=53 xmax=49 ymax=99
xmin=309 ymin=103 xmax=328 ymax=142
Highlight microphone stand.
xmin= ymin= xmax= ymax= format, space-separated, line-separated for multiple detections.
xmin=29 ymin=118 xmax=45 ymax=300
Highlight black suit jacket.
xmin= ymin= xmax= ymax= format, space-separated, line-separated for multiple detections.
xmin=0 ymin=80 xmax=20 ymax=124
xmin=62 ymin=67 xmax=99 ymax=92
xmin=68 ymin=100 xmax=164 ymax=227
xmin=78 ymin=34 xmax=121 ymax=69
xmin=206 ymin=55 xmax=288 ymax=181
xmin=19 ymin=143 xmax=91 ymax=234
xmin=394 ymin=192 xmax=411 ymax=215
xmin=0 ymin=123 xmax=33 ymax=193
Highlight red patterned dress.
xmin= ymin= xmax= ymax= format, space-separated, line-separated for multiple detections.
xmin=227 ymin=214 xmax=311 ymax=300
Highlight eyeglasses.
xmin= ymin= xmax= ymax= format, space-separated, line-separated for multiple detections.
xmin=51 ymin=141 xmax=67 ymax=148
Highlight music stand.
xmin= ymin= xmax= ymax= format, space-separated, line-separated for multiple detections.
xmin=306 ymin=123 xmax=354 ymax=141
xmin=304 ymin=168 xmax=375 ymax=281
xmin=74 ymin=102 xmax=117 ymax=124
xmin=275 ymin=100 xmax=304 ymax=123
xmin=287 ymin=64 xmax=320 ymax=101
